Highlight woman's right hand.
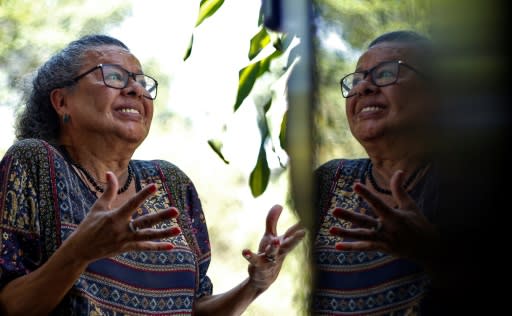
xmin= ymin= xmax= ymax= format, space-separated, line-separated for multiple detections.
xmin=67 ymin=171 xmax=181 ymax=263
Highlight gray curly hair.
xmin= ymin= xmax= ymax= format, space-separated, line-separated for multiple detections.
xmin=15 ymin=34 xmax=129 ymax=143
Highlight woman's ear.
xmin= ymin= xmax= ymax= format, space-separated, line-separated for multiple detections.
xmin=50 ymin=88 xmax=68 ymax=116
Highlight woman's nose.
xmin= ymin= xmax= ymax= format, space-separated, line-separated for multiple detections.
xmin=123 ymin=77 xmax=145 ymax=98
xmin=354 ymin=77 xmax=378 ymax=96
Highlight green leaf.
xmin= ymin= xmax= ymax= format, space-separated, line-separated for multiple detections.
xmin=249 ymin=27 xmax=270 ymax=60
xmin=207 ymin=139 xmax=230 ymax=164
xmin=183 ymin=34 xmax=193 ymax=61
xmin=196 ymin=0 xmax=224 ymax=27
xmin=279 ymin=110 xmax=288 ymax=152
xmin=233 ymin=49 xmax=283 ymax=112
xmin=234 ymin=62 xmax=260 ymax=111
xmin=249 ymin=146 xmax=270 ymax=197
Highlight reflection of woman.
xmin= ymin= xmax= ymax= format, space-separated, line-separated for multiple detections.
xmin=0 ymin=34 xmax=305 ymax=315
xmin=313 ymin=31 xmax=439 ymax=315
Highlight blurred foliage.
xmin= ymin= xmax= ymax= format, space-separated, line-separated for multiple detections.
xmin=0 ymin=0 xmax=130 ymax=92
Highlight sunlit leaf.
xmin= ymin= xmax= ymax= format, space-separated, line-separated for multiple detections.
xmin=263 ymin=97 xmax=272 ymax=113
xmin=234 ymin=49 xmax=283 ymax=112
xmin=207 ymin=139 xmax=230 ymax=164
xmin=183 ymin=34 xmax=193 ymax=61
xmin=249 ymin=146 xmax=270 ymax=197
xmin=279 ymin=110 xmax=288 ymax=152
xmin=234 ymin=62 xmax=260 ymax=111
xmin=196 ymin=0 xmax=224 ymax=27
xmin=249 ymin=27 xmax=270 ymax=60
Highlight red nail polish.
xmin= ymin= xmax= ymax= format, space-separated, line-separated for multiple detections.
xmin=335 ymin=243 xmax=344 ymax=251
xmin=332 ymin=208 xmax=342 ymax=217
xmin=168 ymin=208 xmax=179 ymax=218
xmin=272 ymin=239 xmax=280 ymax=246
xmin=165 ymin=244 xmax=174 ymax=250
xmin=170 ymin=227 xmax=181 ymax=235
xmin=148 ymin=184 xmax=157 ymax=193
xmin=242 ymin=249 xmax=251 ymax=258
xmin=329 ymin=227 xmax=341 ymax=235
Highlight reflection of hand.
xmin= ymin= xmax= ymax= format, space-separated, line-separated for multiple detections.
xmin=242 ymin=205 xmax=306 ymax=291
xmin=329 ymin=170 xmax=439 ymax=265
xmin=66 ymin=171 xmax=181 ymax=264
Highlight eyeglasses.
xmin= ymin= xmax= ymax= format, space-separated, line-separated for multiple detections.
xmin=339 ymin=60 xmax=423 ymax=98
xmin=73 ymin=64 xmax=158 ymax=100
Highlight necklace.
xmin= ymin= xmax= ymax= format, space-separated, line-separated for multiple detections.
xmin=60 ymin=146 xmax=133 ymax=194
xmin=367 ymin=162 xmax=426 ymax=195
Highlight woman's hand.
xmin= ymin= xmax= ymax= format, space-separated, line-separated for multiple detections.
xmin=66 ymin=171 xmax=181 ymax=263
xmin=242 ymin=205 xmax=306 ymax=292
xmin=329 ymin=170 xmax=439 ymax=265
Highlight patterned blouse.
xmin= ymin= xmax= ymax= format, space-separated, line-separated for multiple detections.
xmin=312 ymin=159 xmax=438 ymax=315
xmin=0 ymin=139 xmax=212 ymax=315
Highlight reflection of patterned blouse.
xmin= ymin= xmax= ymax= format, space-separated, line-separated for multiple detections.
xmin=313 ymin=159 xmax=438 ymax=316
xmin=0 ymin=139 xmax=212 ymax=315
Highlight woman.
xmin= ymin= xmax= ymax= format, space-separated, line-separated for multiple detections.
xmin=312 ymin=31 xmax=440 ymax=315
xmin=0 ymin=34 xmax=305 ymax=315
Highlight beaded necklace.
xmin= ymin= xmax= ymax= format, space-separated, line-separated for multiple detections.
xmin=366 ymin=161 xmax=427 ymax=195
xmin=60 ymin=146 xmax=133 ymax=194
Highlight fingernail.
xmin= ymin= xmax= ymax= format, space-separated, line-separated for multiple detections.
xmin=332 ymin=208 xmax=342 ymax=217
xmin=170 ymin=227 xmax=181 ymax=235
xmin=335 ymin=243 xmax=344 ymax=251
xmin=148 ymin=184 xmax=157 ymax=193
xmin=242 ymin=249 xmax=251 ymax=258
xmin=329 ymin=227 xmax=342 ymax=235
xmin=165 ymin=244 xmax=174 ymax=250
xmin=168 ymin=208 xmax=179 ymax=218
xmin=272 ymin=239 xmax=280 ymax=246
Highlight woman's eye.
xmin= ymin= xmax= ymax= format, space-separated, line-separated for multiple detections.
xmin=105 ymin=72 xmax=124 ymax=81
xmin=376 ymin=70 xmax=395 ymax=79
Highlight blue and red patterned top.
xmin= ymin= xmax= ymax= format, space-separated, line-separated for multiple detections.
xmin=0 ymin=139 xmax=212 ymax=315
xmin=312 ymin=159 xmax=438 ymax=315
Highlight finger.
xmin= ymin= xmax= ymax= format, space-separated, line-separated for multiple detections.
xmin=99 ymin=171 xmax=119 ymax=209
xmin=242 ymin=249 xmax=258 ymax=265
xmin=117 ymin=183 xmax=158 ymax=218
xmin=279 ymin=230 xmax=306 ymax=254
xmin=283 ymin=223 xmax=305 ymax=238
xmin=353 ymin=182 xmax=394 ymax=218
xmin=265 ymin=238 xmax=280 ymax=257
xmin=129 ymin=241 xmax=176 ymax=252
xmin=329 ymin=226 xmax=376 ymax=241
xmin=265 ymin=204 xmax=283 ymax=236
xmin=132 ymin=226 xmax=181 ymax=241
xmin=390 ymin=170 xmax=417 ymax=210
xmin=130 ymin=207 xmax=179 ymax=230
xmin=332 ymin=207 xmax=379 ymax=229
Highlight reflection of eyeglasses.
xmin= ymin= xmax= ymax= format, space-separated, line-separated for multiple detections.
xmin=73 ymin=64 xmax=158 ymax=100
xmin=339 ymin=60 xmax=423 ymax=98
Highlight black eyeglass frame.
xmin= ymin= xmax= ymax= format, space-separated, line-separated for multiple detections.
xmin=73 ymin=63 xmax=158 ymax=100
xmin=339 ymin=60 xmax=423 ymax=98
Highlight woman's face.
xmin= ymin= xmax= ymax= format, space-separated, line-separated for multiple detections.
xmin=345 ymin=42 xmax=432 ymax=145
xmin=57 ymin=45 xmax=154 ymax=146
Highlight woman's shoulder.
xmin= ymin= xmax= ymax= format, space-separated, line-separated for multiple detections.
xmin=4 ymin=138 xmax=55 ymax=159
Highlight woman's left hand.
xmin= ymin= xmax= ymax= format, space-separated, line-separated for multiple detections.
xmin=242 ymin=204 xmax=306 ymax=291
xmin=329 ymin=170 xmax=439 ymax=265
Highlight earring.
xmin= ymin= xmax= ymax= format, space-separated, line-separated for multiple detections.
xmin=63 ymin=114 xmax=70 ymax=123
